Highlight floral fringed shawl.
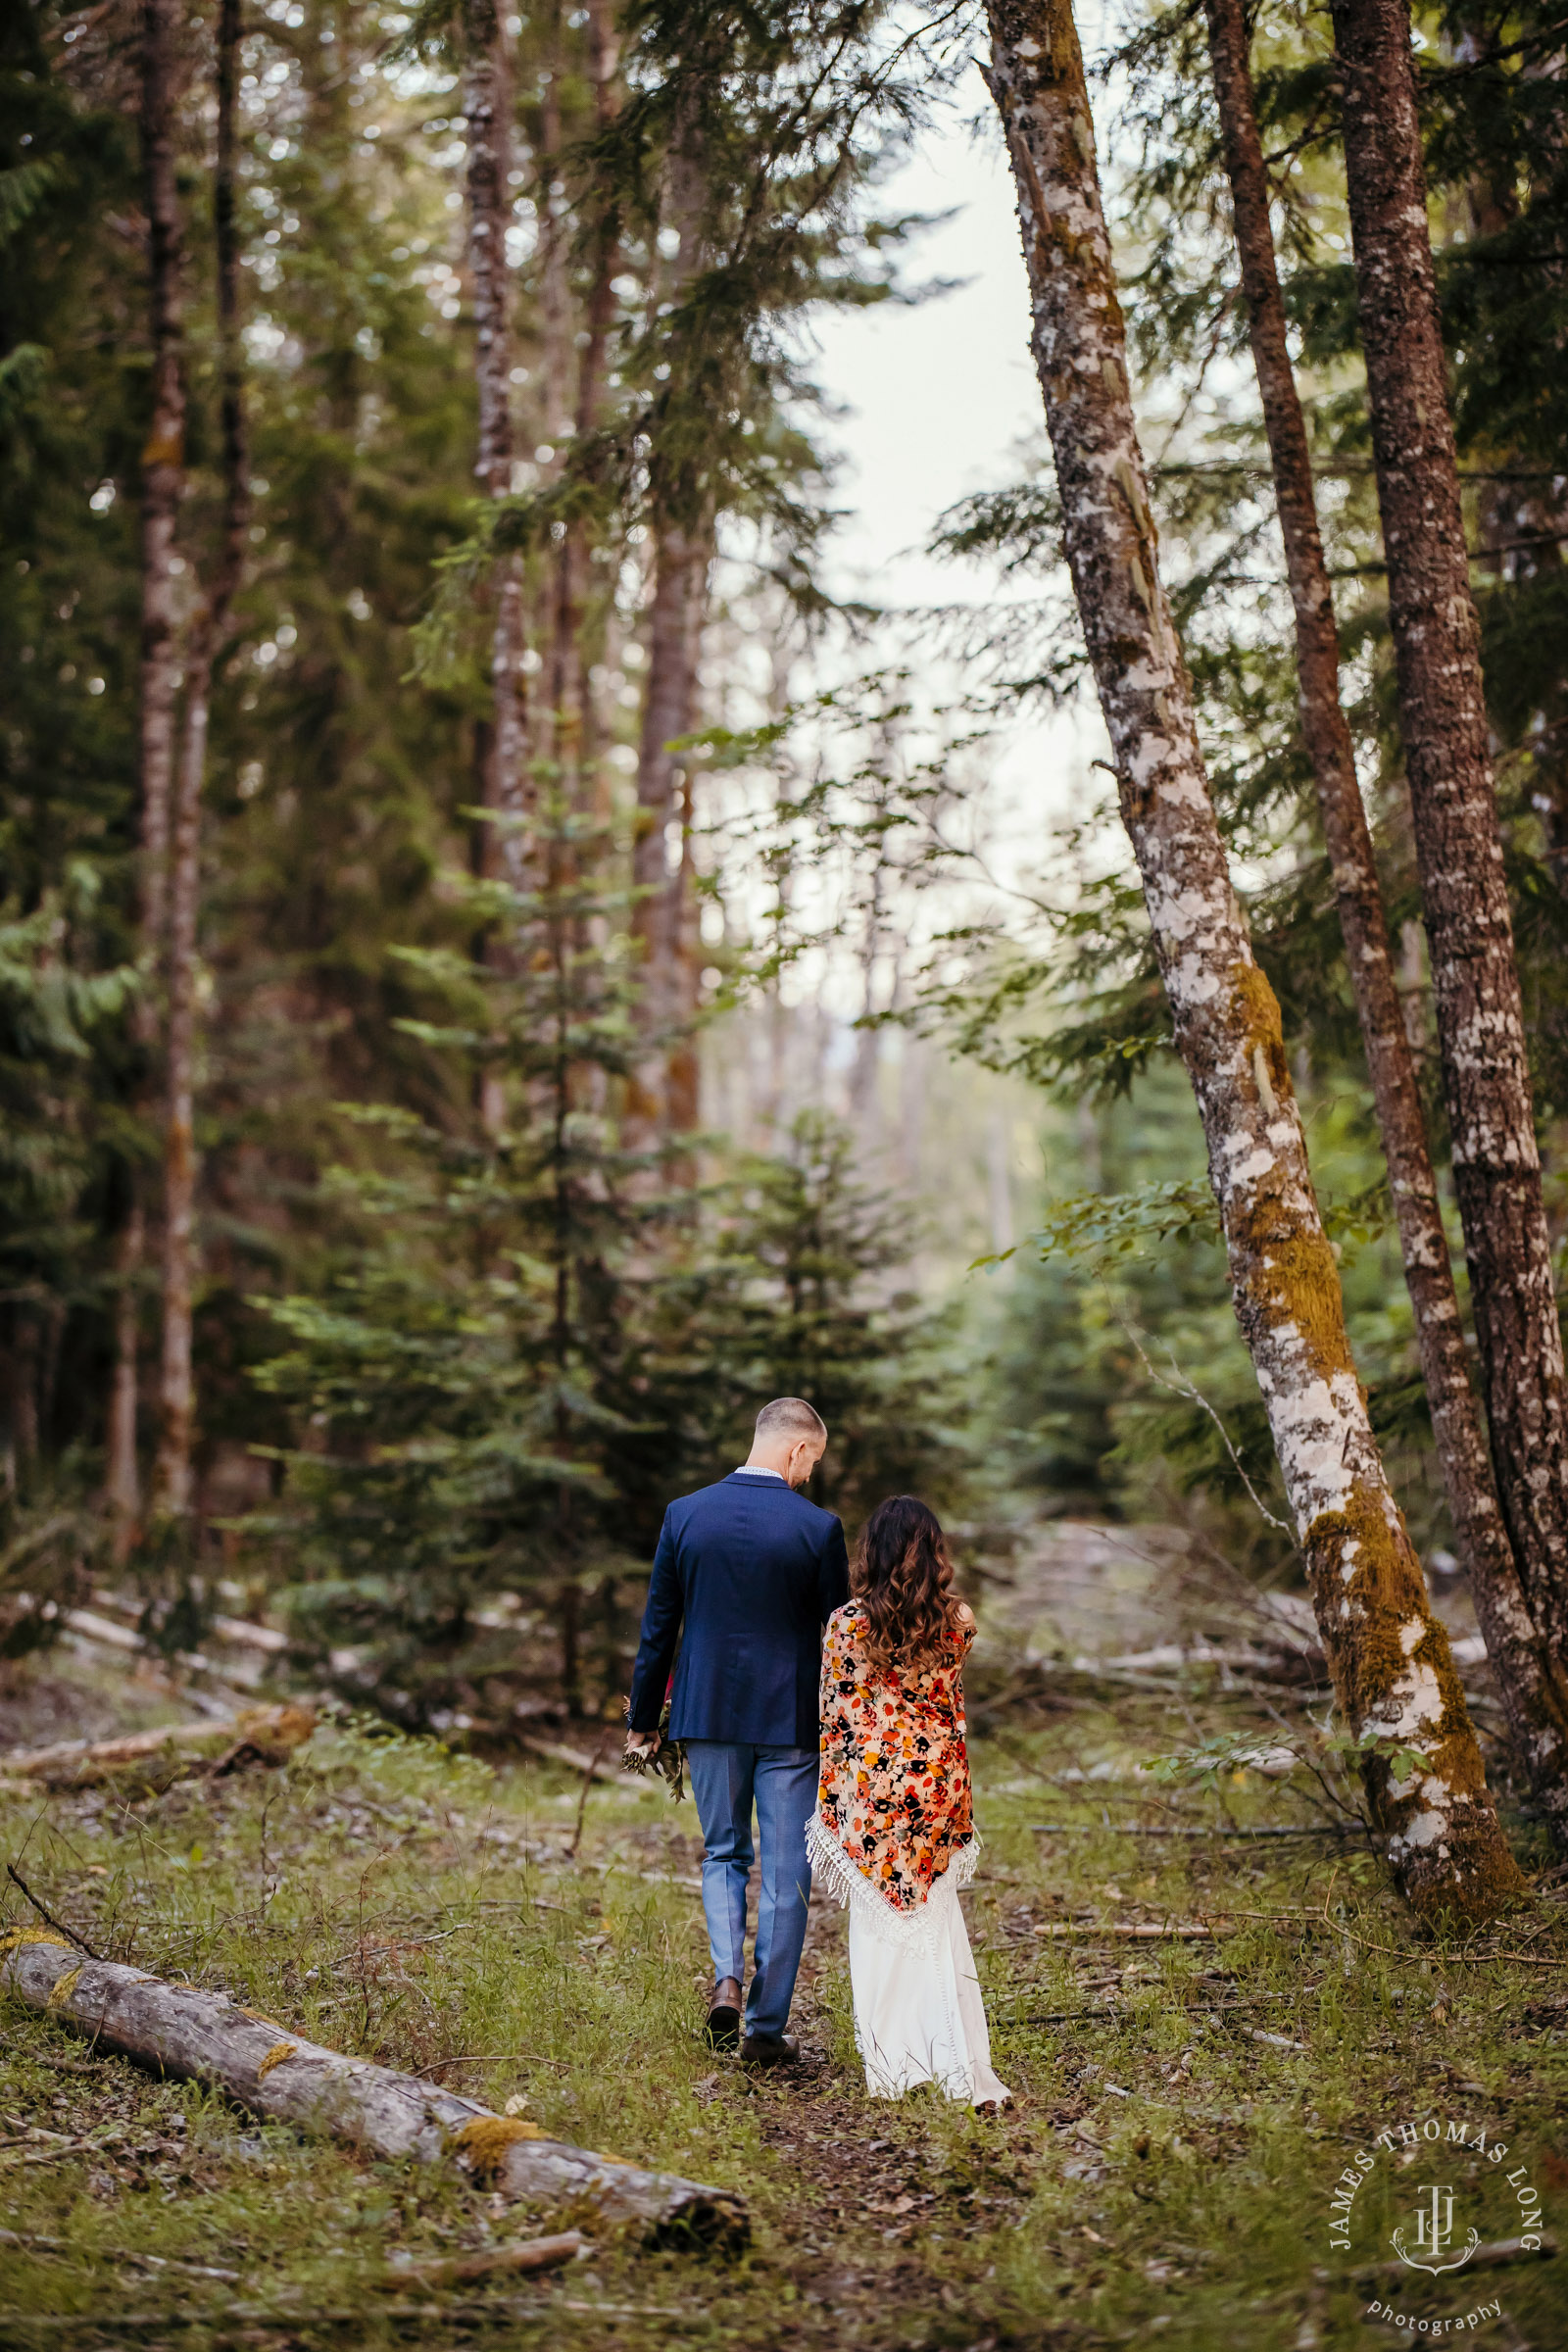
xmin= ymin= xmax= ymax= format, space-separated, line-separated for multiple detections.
xmin=806 ymin=1601 xmax=978 ymax=1945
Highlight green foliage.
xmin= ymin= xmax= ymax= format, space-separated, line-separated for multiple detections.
xmin=0 ymin=1495 xmax=92 ymax=1659
xmin=243 ymin=808 xmax=668 ymax=1710
xmin=3 ymin=0 xmax=968 ymax=1570
xmin=241 ymin=767 xmax=967 ymax=1712
xmin=13 ymin=0 xmax=1563 ymax=1693
xmin=654 ymin=1109 xmax=969 ymax=1528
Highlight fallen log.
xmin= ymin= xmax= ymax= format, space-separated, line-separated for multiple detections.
xmin=0 ymin=1705 xmax=316 ymax=1792
xmin=0 ymin=1930 xmax=746 ymax=2249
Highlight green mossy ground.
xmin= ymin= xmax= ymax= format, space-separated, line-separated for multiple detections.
xmin=0 ymin=1680 xmax=1563 ymax=2350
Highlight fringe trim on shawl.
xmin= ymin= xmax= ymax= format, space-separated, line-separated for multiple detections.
xmin=805 ymin=1811 xmax=981 ymax=1953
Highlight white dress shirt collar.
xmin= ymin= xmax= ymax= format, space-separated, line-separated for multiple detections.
xmin=733 ymin=1464 xmax=785 ymax=1478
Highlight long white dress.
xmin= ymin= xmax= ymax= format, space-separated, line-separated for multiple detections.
xmin=831 ymin=1841 xmax=1011 ymax=2104
xmin=808 ymin=1600 xmax=1011 ymax=2106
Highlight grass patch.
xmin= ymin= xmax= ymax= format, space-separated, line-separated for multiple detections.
xmin=0 ymin=1686 xmax=1564 ymax=2348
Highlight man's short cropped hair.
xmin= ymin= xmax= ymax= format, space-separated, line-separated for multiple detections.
xmin=755 ymin=1396 xmax=827 ymax=1446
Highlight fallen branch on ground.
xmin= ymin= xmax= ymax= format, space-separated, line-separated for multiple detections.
xmin=0 ymin=2228 xmax=238 ymax=2279
xmin=415 ymin=2052 xmax=567 ymax=2075
xmin=0 ymin=1930 xmax=746 ymax=2248
xmin=1028 ymin=1921 xmax=1216 ymax=1940
xmin=0 ymin=1706 xmax=316 ymax=1792
xmin=4 ymin=2296 xmax=693 ymax=2332
xmin=387 ymin=2229 xmax=586 ymax=2286
xmin=1357 ymin=2233 xmax=1556 ymax=2281
xmin=122 ymin=2255 xmax=239 ymax=2281
xmin=0 ymin=2040 xmax=103 ymax=2078
xmin=1028 ymin=1821 xmax=1355 ymax=1839
xmin=1079 ymin=1642 xmax=1316 ymax=1675
xmin=516 ymin=1736 xmax=633 ymax=1788
xmin=73 ymin=1591 xmax=290 ymax=1657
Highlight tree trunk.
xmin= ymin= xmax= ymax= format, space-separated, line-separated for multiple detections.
xmin=627 ymin=522 xmax=707 ymax=1147
xmin=136 ymin=0 xmax=185 ymax=969
xmin=576 ymin=0 xmax=620 ymax=454
xmin=1328 ymin=0 xmax=1568 ymax=1682
xmin=561 ymin=0 xmax=621 ymax=827
xmin=3 ymin=1309 xmax=39 ymax=1477
xmin=1201 ymin=0 xmax=1568 ymax=1836
xmin=537 ymin=3 xmax=570 ymax=461
xmin=123 ymin=0 xmax=188 ymax=1536
xmin=665 ymin=766 xmax=702 ymax=1143
xmin=106 ymin=1203 xmax=143 ymax=1542
xmin=154 ymin=685 xmax=203 ymax=1514
xmin=0 ymin=1935 xmax=747 ymax=2248
xmin=465 ymin=0 xmax=529 ymax=899
xmin=627 ymin=105 xmax=710 ymax=1152
xmin=982 ymin=0 xmax=1522 ymax=1921
xmin=152 ymin=0 xmax=250 ymax=1516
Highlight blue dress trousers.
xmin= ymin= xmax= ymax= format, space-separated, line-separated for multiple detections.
xmin=628 ymin=1472 xmax=850 ymax=2036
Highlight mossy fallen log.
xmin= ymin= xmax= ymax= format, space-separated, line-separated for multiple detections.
xmin=0 ymin=1705 xmax=317 ymax=1792
xmin=0 ymin=1931 xmax=747 ymax=2250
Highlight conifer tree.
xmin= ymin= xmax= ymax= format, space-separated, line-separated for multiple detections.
xmin=982 ymin=0 xmax=1522 ymax=1919
xmin=251 ymin=797 xmax=660 ymax=1718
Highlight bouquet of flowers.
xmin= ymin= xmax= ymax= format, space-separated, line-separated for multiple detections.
xmin=621 ymin=1691 xmax=686 ymax=1802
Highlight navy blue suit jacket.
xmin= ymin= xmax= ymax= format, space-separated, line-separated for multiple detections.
xmin=627 ymin=1472 xmax=850 ymax=1748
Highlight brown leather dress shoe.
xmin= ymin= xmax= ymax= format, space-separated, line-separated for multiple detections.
xmin=739 ymin=2030 xmax=799 ymax=2067
xmin=705 ymin=1977 xmax=743 ymax=2050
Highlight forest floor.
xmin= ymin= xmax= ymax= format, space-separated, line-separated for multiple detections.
xmin=0 ymin=1536 xmax=1565 ymax=2352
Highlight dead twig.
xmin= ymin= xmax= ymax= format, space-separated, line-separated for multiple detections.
xmin=415 ymin=2052 xmax=568 ymax=2076
xmin=5 ymin=1866 xmax=100 ymax=1960
xmin=565 ymin=1728 xmax=614 ymax=1861
xmin=0 ymin=2139 xmax=112 ymax=2168
xmin=0 ymin=2040 xmax=104 ymax=2079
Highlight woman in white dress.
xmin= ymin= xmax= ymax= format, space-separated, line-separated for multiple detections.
xmin=807 ymin=1495 xmax=1011 ymax=2109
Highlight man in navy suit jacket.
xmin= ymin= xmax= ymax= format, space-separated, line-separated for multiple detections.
xmin=626 ymin=1396 xmax=849 ymax=2063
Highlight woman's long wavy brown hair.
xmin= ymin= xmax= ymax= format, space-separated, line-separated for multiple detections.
xmin=853 ymin=1495 xmax=964 ymax=1674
